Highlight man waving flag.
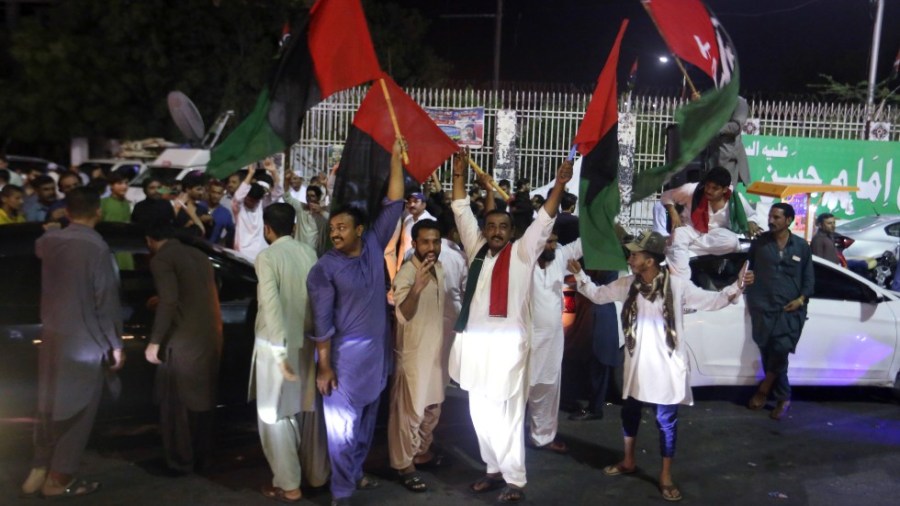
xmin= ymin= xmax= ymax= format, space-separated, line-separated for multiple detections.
xmin=631 ymin=0 xmax=740 ymax=202
xmin=330 ymin=74 xmax=459 ymax=222
xmin=574 ymin=20 xmax=629 ymax=271
xmin=207 ymin=0 xmax=381 ymax=179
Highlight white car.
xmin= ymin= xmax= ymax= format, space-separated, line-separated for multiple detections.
xmin=835 ymin=215 xmax=900 ymax=259
xmin=77 ymin=158 xmax=148 ymax=182
xmin=685 ymin=252 xmax=900 ymax=395
xmin=125 ymin=148 xmax=208 ymax=206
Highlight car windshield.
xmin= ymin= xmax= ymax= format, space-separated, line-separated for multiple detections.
xmin=836 ymin=215 xmax=883 ymax=233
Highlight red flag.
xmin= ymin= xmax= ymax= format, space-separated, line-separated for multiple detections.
xmin=573 ymin=20 xmax=629 ymax=271
xmin=209 ymin=0 xmax=381 ymax=177
xmin=573 ymin=20 xmax=628 ymax=156
xmin=642 ymin=0 xmax=719 ymax=82
xmin=309 ymin=0 xmax=382 ymax=96
xmin=353 ymin=74 xmax=459 ymax=183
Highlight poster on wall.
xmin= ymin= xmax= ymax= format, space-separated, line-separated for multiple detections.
xmin=424 ymin=107 xmax=485 ymax=148
xmin=743 ymin=135 xmax=899 ymax=220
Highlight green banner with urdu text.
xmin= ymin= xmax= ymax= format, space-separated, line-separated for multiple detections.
xmin=742 ymin=135 xmax=900 ymax=220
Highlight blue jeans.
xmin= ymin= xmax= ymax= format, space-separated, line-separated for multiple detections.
xmin=621 ymin=397 xmax=679 ymax=458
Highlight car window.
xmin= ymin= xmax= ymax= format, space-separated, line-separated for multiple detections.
xmin=0 ymin=254 xmax=41 ymax=324
xmin=836 ymin=215 xmax=882 ymax=233
xmin=812 ymin=262 xmax=876 ymax=302
xmin=884 ymin=222 xmax=900 ymax=238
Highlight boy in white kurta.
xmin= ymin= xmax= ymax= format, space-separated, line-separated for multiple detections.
xmin=526 ymin=234 xmax=582 ymax=452
xmin=661 ymin=167 xmax=759 ymax=279
xmin=569 ymin=231 xmax=752 ymax=502
xmin=450 ymin=150 xmax=572 ymax=503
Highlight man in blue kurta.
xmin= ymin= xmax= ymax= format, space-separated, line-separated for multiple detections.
xmin=307 ymin=138 xmax=405 ymax=506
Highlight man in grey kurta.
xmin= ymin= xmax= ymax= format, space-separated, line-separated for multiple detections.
xmin=746 ymin=203 xmax=814 ymax=420
xmin=22 ymin=187 xmax=124 ymax=498
xmin=145 ymin=227 xmax=223 ymax=473
xmin=707 ymin=95 xmax=750 ymax=186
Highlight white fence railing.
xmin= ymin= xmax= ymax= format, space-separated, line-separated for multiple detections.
xmin=291 ymin=87 xmax=897 ymax=229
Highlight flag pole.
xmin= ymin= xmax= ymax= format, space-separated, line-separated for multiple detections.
xmin=379 ymin=78 xmax=410 ymax=165
xmin=467 ymin=157 xmax=510 ymax=201
xmin=640 ymin=2 xmax=701 ymax=100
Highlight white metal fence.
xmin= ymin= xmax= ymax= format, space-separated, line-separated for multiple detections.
xmin=291 ymin=87 xmax=897 ymax=227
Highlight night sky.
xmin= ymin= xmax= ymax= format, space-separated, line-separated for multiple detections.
xmin=396 ymin=0 xmax=899 ymax=96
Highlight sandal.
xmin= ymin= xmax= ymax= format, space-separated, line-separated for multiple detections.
xmin=355 ymin=475 xmax=380 ymax=490
xmin=399 ymin=471 xmax=427 ymax=493
xmin=41 ymin=478 xmax=101 ymax=498
xmin=603 ymin=463 xmax=636 ymax=476
xmin=536 ymin=440 xmax=569 ymax=455
xmin=659 ymin=483 xmax=683 ymax=502
xmin=261 ymin=484 xmax=302 ymax=503
xmin=747 ymin=390 xmax=767 ymax=410
xmin=498 ymin=485 xmax=525 ymax=503
xmin=414 ymin=453 xmax=445 ymax=469
xmin=469 ymin=474 xmax=505 ymax=493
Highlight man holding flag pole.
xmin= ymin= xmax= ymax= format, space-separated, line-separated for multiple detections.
xmin=450 ymin=148 xmax=572 ymax=503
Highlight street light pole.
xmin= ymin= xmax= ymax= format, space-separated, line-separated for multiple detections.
xmin=866 ymin=0 xmax=884 ymax=122
xmin=493 ymin=0 xmax=503 ymax=91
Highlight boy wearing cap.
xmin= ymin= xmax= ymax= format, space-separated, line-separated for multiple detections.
xmin=567 ymin=231 xmax=753 ymax=502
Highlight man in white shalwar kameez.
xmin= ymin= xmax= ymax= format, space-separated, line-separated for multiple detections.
xmin=526 ymin=233 xmax=582 ymax=453
xmin=450 ymin=150 xmax=572 ymax=504
xmin=661 ymin=167 xmax=760 ymax=280
xmin=250 ymin=203 xmax=329 ymax=503
xmin=569 ymin=231 xmax=752 ymax=502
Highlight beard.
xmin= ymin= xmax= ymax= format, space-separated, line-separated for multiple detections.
xmin=539 ymin=249 xmax=556 ymax=263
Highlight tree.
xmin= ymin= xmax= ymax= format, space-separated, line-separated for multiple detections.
xmin=363 ymin=0 xmax=450 ymax=87
xmin=808 ymin=74 xmax=900 ymax=110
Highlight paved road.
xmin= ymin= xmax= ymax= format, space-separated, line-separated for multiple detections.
xmin=2 ymin=386 xmax=899 ymax=505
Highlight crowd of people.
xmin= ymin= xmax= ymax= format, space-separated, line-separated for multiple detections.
xmin=5 ymin=142 xmax=819 ymax=505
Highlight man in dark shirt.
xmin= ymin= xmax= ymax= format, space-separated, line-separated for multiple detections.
xmin=131 ymin=176 xmax=175 ymax=230
xmin=810 ymin=213 xmax=840 ymax=264
xmin=21 ymin=187 xmax=124 ymax=498
xmin=745 ymin=203 xmax=814 ymax=420
xmin=554 ymin=192 xmax=579 ymax=246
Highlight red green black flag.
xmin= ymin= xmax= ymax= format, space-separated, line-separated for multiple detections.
xmin=207 ymin=0 xmax=381 ymax=179
xmin=574 ymin=20 xmax=629 ymax=271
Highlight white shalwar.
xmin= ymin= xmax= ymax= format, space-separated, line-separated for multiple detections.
xmin=526 ymin=239 xmax=582 ymax=446
xmin=450 ymin=197 xmax=554 ymax=488
xmin=660 ymin=182 xmax=757 ymax=279
xmin=573 ymin=271 xmax=741 ymax=405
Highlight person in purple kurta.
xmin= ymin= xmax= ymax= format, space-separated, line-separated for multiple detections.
xmin=307 ymin=138 xmax=406 ymax=506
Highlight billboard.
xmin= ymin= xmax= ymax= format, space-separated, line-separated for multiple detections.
xmin=743 ymin=135 xmax=899 ymax=220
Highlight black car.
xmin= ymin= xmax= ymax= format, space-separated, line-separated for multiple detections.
xmin=0 ymin=222 xmax=258 ymax=419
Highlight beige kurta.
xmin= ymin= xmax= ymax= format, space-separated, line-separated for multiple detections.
xmin=249 ymin=236 xmax=318 ymax=423
xmin=393 ymin=256 xmax=447 ymax=414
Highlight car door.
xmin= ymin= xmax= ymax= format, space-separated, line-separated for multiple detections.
xmin=790 ymin=260 xmax=898 ymax=383
xmin=684 ymin=254 xmax=760 ymax=385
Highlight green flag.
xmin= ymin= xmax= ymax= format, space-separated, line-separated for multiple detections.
xmin=631 ymin=66 xmax=740 ymax=202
